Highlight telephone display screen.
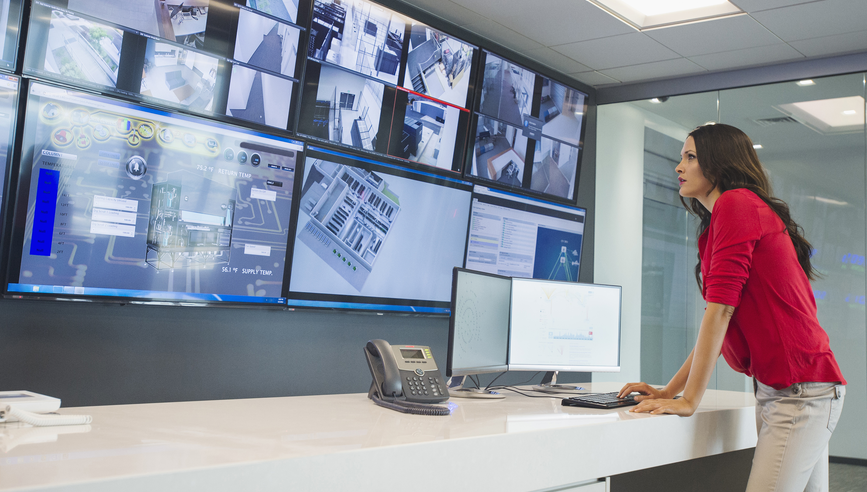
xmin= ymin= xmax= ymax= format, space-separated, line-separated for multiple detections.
xmin=400 ymin=349 xmax=424 ymax=359
xmin=6 ymin=81 xmax=304 ymax=305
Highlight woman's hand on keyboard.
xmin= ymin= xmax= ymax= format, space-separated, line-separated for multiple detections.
xmin=617 ymin=382 xmax=668 ymax=402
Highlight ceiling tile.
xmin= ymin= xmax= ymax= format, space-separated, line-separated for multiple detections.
xmin=525 ymin=47 xmax=593 ymax=74
xmin=569 ymin=71 xmax=621 ymax=86
xmin=751 ymin=0 xmax=867 ymax=42
xmin=461 ymin=17 xmax=545 ymax=52
xmin=688 ymin=43 xmax=804 ymax=71
xmin=553 ymin=33 xmax=682 ymax=70
xmin=393 ymin=0 xmax=489 ymax=27
xmin=600 ymin=58 xmax=706 ymax=83
xmin=729 ymin=0 xmax=825 ymax=13
xmin=447 ymin=0 xmax=635 ymax=47
xmin=646 ymin=15 xmax=783 ymax=57
xmin=788 ymin=30 xmax=867 ymax=58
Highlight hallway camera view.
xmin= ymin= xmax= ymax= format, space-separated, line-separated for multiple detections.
xmin=539 ymin=79 xmax=585 ymax=147
xmin=531 ymin=136 xmax=579 ymax=201
xmin=246 ymin=0 xmax=299 ymax=24
xmin=44 ymin=11 xmax=122 ymax=88
xmin=234 ymin=8 xmax=300 ymax=78
xmin=479 ymin=53 xmax=535 ymax=128
xmin=226 ymin=64 xmax=293 ymax=129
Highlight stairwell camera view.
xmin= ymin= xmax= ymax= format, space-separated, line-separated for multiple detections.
xmin=401 ymin=23 xmax=473 ymax=108
xmin=68 ymin=0 xmax=209 ymax=49
xmin=234 ymin=8 xmax=300 ymax=78
xmin=140 ymin=40 xmax=219 ymax=112
xmin=471 ymin=115 xmax=528 ymax=187
xmin=245 ymin=0 xmax=299 ymax=24
xmin=479 ymin=52 xmax=535 ymax=128
xmin=309 ymin=0 xmax=406 ymax=86
xmin=394 ymin=93 xmax=460 ymax=169
xmin=307 ymin=64 xmax=384 ymax=151
xmin=226 ymin=64 xmax=293 ymax=129
xmin=43 ymin=11 xmax=122 ymax=89
xmin=531 ymin=136 xmax=579 ymax=201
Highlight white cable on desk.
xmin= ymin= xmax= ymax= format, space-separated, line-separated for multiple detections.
xmin=1 ymin=405 xmax=92 ymax=426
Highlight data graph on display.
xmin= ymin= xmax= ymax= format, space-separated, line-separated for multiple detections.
xmin=509 ymin=279 xmax=622 ymax=372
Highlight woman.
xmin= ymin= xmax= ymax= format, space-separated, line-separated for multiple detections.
xmin=618 ymin=123 xmax=846 ymax=492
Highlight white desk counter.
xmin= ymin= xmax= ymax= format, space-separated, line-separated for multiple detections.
xmin=0 ymin=383 xmax=757 ymax=492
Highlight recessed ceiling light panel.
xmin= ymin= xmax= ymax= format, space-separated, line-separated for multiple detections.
xmin=588 ymin=0 xmax=742 ymax=30
xmin=776 ymin=96 xmax=865 ymax=135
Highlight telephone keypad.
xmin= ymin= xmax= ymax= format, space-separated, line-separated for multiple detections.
xmin=403 ymin=373 xmax=445 ymax=399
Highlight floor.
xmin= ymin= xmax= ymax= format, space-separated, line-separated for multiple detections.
xmin=830 ymin=462 xmax=867 ymax=491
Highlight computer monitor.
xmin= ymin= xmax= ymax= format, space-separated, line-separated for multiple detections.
xmin=508 ymin=278 xmax=622 ymax=389
xmin=464 ymin=185 xmax=586 ymax=281
xmin=5 ymin=80 xmax=304 ymax=306
xmin=0 ymin=0 xmax=23 ymax=72
xmin=446 ymin=268 xmax=511 ymax=398
xmin=285 ymin=145 xmax=473 ymax=314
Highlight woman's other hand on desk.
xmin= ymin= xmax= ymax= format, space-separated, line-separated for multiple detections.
xmin=628 ymin=397 xmax=697 ymax=417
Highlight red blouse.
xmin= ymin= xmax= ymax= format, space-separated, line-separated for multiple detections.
xmin=699 ymin=189 xmax=846 ymax=390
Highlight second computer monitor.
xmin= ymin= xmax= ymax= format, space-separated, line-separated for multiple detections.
xmin=447 ymin=268 xmax=511 ymax=377
xmin=508 ymin=278 xmax=622 ymax=373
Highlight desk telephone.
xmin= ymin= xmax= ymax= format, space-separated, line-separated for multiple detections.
xmin=363 ymin=339 xmax=451 ymax=415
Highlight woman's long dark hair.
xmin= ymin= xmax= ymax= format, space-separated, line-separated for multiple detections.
xmin=682 ymin=123 xmax=817 ymax=290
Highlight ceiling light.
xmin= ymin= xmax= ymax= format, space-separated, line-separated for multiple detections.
xmin=796 ymin=80 xmax=815 ymax=87
xmin=753 ymin=144 xmax=762 ymax=149
xmin=649 ymin=98 xmax=661 ymax=103
xmin=588 ymin=0 xmax=743 ymax=30
xmin=776 ymin=96 xmax=865 ymax=135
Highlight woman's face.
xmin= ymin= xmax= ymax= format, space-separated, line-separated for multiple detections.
xmin=676 ymin=136 xmax=715 ymax=199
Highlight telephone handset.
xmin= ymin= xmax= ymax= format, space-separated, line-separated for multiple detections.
xmin=364 ymin=339 xmax=450 ymax=415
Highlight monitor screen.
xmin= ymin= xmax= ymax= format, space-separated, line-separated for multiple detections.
xmin=447 ymin=268 xmax=511 ymax=377
xmin=245 ymin=0 xmax=299 ymax=25
xmin=286 ymin=145 xmax=473 ymax=313
xmin=233 ymin=7 xmax=300 ymax=79
xmin=467 ymin=51 xmax=588 ymax=203
xmin=401 ymin=22 xmax=475 ymax=109
xmin=6 ymin=81 xmax=304 ymax=305
xmin=309 ymin=0 xmax=407 ymax=86
xmin=509 ymin=279 xmax=622 ymax=372
xmin=464 ymin=185 xmax=586 ymax=281
xmin=0 ymin=0 xmax=22 ymax=71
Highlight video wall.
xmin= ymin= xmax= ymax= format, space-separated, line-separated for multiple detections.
xmin=0 ymin=0 xmax=592 ymax=312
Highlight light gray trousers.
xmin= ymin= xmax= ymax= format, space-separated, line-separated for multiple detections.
xmin=746 ymin=380 xmax=845 ymax=492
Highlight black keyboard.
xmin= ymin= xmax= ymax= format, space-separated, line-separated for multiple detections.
xmin=561 ymin=392 xmax=638 ymax=409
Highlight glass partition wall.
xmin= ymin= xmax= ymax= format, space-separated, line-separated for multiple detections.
xmin=598 ymin=73 xmax=866 ymax=460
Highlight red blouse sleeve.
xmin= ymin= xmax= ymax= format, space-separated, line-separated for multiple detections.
xmin=703 ymin=191 xmax=763 ymax=307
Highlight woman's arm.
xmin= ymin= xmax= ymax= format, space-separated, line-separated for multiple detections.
xmin=628 ymin=301 xmax=734 ymax=416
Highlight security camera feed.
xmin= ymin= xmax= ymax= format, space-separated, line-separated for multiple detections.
xmin=140 ymin=40 xmax=219 ymax=112
xmin=465 ymin=185 xmax=586 ymax=281
xmin=7 ymin=82 xmax=304 ymax=305
xmin=478 ymin=52 xmax=535 ymax=128
xmin=531 ymin=136 xmax=580 ymax=201
xmin=246 ymin=0 xmax=299 ymax=25
xmin=0 ymin=74 xmax=19 ymax=213
xmin=402 ymin=23 xmax=474 ymax=108
xmin=67 ymin=0 xmax=209 ymax=49
xmin=309 ymin=0 xmax=406 ymax=85
xmin=288 ymin=146 xmax=473 ymax=313
xmin=0 ymin=0 xmax=24 ymax=70
xmin=41 ymin=10 xmax=123 ymax=88
xmin=300 ymin=62 xmax=385 ymax=152
xmin=389 ymin=92 xmax=461 ymax=169
xmin=470 ymin=115 xmax=529 ymax=187
xmin=234 ymin=8 xmax=300 ymax=78
xmin=539 ymin=78 xmax=585 ymax=147
xmin=226 ymin=64 xmax=293 ymax=129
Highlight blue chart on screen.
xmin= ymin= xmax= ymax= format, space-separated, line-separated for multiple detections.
xmin=532 ymin=227 xmax=581 ymax=282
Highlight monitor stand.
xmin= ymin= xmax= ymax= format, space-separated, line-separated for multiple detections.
xmin=532 ymin=371 xmax=585 ymax=393
xmin=446 ymin=376 xmax=505 ymax=399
